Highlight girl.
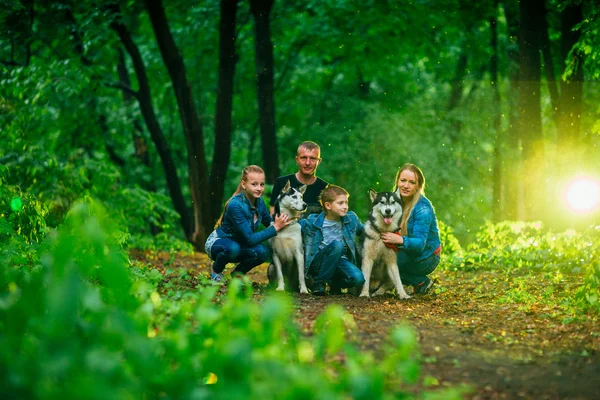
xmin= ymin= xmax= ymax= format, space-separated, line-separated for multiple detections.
xmin=381 ymin=163 xmax=441 ymax=294
xmin=205 ymin=165 xmax=290 ymax=282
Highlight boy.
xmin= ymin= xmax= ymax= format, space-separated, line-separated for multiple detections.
xmin=299 ymin=185 xmax=365 ymax=296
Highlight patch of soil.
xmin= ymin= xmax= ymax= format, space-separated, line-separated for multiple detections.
xmin=131 ymin=251 xmax=600 ymax=399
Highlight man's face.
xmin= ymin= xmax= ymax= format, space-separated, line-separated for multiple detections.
xmin=295 ymin=148 xmax=321 ymax=177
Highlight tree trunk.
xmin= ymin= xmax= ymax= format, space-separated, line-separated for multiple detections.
xmin=490 ymin=5 xmax=502 ymax=222
xmin=211 ymin=0 xmax=240 ymax=222
xmin=501 ymin=0 xmax=522 ymax=220
xmin=446 ymin=52 xmax=468 ymax=141
xmin=145 ymin=0 xmax=212 ymax=247
xmin=538 ymin=1 xmax=559 ymax=113
xmin=250 ymin=0 xmax=279 ymax=183
xmin=557 ymin=3 xmax=583 ymax=150
xmin=109 ymin=8 xmax=192 ymax=241
xmin=518 ymin=0 xmax=544 ymax=221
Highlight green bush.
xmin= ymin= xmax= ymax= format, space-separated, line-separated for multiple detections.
xmin=0 ymin=199 xmax=462 ymax=399
xmin=445 ymin=221 xmax=600 ymax=313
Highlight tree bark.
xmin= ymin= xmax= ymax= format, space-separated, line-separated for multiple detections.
xmin=557 ymin=3 xmax=583 ymax=149
xmin=538 ymin=1 xmax=559 ymax=113
xmin=518 ymin=0 xmax=545 ymax=220
xmin=501 ymin=0 xmax=522 ymax=220
xmin=490 ymin=4 xmax=502 ymax=222
xmin=145 ymin=0 xmax=212 ymax=247
xmin=250 ymin=0 xmax=279 ymax=183
xmin=211 ymin=0 xmax=240 ymax=222
xmin=109 ymin=7 xmax=192 ymax=241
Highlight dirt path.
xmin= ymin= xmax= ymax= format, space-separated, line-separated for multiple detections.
xmin=133 ymin=251 xmax=600 ymax=399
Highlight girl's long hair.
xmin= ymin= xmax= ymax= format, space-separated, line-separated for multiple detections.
xmin=392 ymin=163 xmax=425 ymax=236
xmin=215 ymin=165 xmax=265 ymax=228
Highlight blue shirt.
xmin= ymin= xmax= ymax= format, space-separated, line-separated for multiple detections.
xmin=399 ymin=195 xmax=441 ymax=261
xmin=207 ymin=192 xmax=276 ymax=251
xmin=300 ymin=211 xmax=364 ymax=272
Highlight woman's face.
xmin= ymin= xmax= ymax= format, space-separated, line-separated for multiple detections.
xmin=242 ymin=172 xmax=266 ymax=201
xmin=397 ymin=169 xmax=419 ymax=199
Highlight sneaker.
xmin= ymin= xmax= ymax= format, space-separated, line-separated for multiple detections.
xmin=329 ymin=285 xmax=343 ymax=295
xmin=211 ymin=271 xmax=224 ymax=283
xmin=311 ymin=280 xmax=327 ymax=296
xmin=414 ymin=277 xmax=435 ymax=295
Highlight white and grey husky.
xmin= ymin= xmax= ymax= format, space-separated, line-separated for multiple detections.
xmin=269 ymin=180 xmax=309 ymax=293
xmin=359 ymin=189 xmax=411 ymax=299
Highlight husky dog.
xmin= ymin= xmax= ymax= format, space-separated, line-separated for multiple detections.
xmin=359 ymin=189 xmax=411 ymax=299
xmin=269 ymin=180 xmax=309 ymax=293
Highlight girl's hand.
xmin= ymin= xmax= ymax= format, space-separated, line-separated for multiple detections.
xmin=273 ymin=213 xmax=291 ymax=231
xmin=381 ymin=232 xmax=403 ymax=245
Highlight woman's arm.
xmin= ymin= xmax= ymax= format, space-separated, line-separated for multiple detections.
xmin=402 ymin=204 xmax=433 ymax=253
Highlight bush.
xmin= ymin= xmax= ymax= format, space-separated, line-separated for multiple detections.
xmin=0 ymin=199 xmax=462 ymax=399
xmin=445 ymin=220 xmax=600 ymax=313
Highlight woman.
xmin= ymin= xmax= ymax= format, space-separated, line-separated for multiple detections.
xmin=205 ymin=165 xmax=290 ymax=282
xmin=381 ymin=163 xmax=441 ymax=294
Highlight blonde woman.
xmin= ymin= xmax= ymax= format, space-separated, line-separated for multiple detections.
xmin=380 ymin=164 xmax=441 ymax=294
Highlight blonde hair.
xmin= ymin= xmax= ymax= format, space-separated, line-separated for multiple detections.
xmin=215 ymin=165 xmax=265 ymax=228
xmin=319 ymin=184 xmax=349 ymax=214
xmin=392 ymin=163 xmax=425 ymax=236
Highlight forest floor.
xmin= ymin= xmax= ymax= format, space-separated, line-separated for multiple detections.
xmin=131 ymin=250 xmax=600 ymax=400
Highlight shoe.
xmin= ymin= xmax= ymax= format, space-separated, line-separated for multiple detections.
xmin=311 ymin=280 xmax=327 ymax=296
xmin=211 ymin=271 xmax=224 ymax=283
xmin=414 ymin=277 xmax=435 ymax=295
xmin=329 ymin=286 xmax=343 ymax=295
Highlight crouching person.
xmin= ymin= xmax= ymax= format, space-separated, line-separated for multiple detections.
xmin=205 ymin=165 xmax=290 ymax=282
xmin=300 ymin=185 xmax=365 ymax=296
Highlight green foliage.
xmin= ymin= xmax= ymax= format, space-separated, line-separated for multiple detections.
xmin=0 ymin=169 xmax=47 ymax=268
xmin=0 ymin=200 xmax=458 ymax=399
xmin=438 ymin=220 xmax=463 ymax=256
xmin=444 ymin=221 xmax=600 ymax=313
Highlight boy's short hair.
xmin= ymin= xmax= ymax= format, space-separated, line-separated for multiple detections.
xmin=297 ymin=141 xmax=321 ymax=157
xmin=319 ymin=184 xmax=349 ymax=207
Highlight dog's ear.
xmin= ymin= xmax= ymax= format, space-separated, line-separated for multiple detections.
xmin=283 ymin=180 xmax=291 ymax=193
xmin=299 ymin=184 xmax=307 ymax=195
xmin=395 ymin=188 xmax=401 ymax=198
xmin=369 ymin=189 xmax=377 ymax=203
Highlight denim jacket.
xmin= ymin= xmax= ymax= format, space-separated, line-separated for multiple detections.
xmin=214 ymin=192 xmax=276 ymax=247
xmin=299 ymin=211 xmax=364 ymax=272
xmin=400 ymin=195 xmax=441 ymax=261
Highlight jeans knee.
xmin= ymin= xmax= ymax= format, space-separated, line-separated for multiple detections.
xmin=327 ymin=240 xmax=345 ymax=255
xmin=254 ymin=244 xmax=270 ymax=263
xmin=352 ymin=272 xmax=366 ymax=287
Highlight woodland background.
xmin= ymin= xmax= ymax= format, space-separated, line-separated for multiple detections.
xmin=2 ymin=1 xmax=600 ymax=399
xmin=2 ymin=0 xmax=599 ymax=249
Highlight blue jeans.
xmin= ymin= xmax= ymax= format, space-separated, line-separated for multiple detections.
xmin=210 ymin=238 xmax=270 ymax=274
xmin=396 ymin=251 xmax=440 ymax=286
xmin=308 ymin=240 xmax=365 ymax=288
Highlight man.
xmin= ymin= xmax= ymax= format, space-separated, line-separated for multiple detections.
xmin=269 ymin=141 xmax=328 ymax=217
xmin=268 ymin=141 xmax=328 ymax=291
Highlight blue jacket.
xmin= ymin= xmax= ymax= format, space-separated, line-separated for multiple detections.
xmin=299 ymin=211 xmax=364 ymax=272
xmin=400 ymin=195 xmax=441 ymax=261
xmin=215 ymin=192 xmax=276 ymax=247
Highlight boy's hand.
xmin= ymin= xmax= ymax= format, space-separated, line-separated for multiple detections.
xmin=381 ymin=232 xmax=403 ymax=245
xmin=273 ymin=214 xmax=291 ymax=231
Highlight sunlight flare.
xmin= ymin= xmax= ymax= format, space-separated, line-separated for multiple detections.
xmin=564 ymin=177 xmax=600 ymax=214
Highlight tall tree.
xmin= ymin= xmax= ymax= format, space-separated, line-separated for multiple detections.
xmin=490 ymin=1 xmax=502 ymax=222
xmin=518 ymin=0 xmax=544 ymax=220
xmin=211 ymin=0 xmax=241 ymax=221
xmin=250 ymin=0 xmax=279 ymax=183
xmin=501 ymin=0 xmax=522 ymax=220
xmin=108 ymin=4 xmax=192 ymax=240
xmin=557 ymin=2 xmax=584 ymax=150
